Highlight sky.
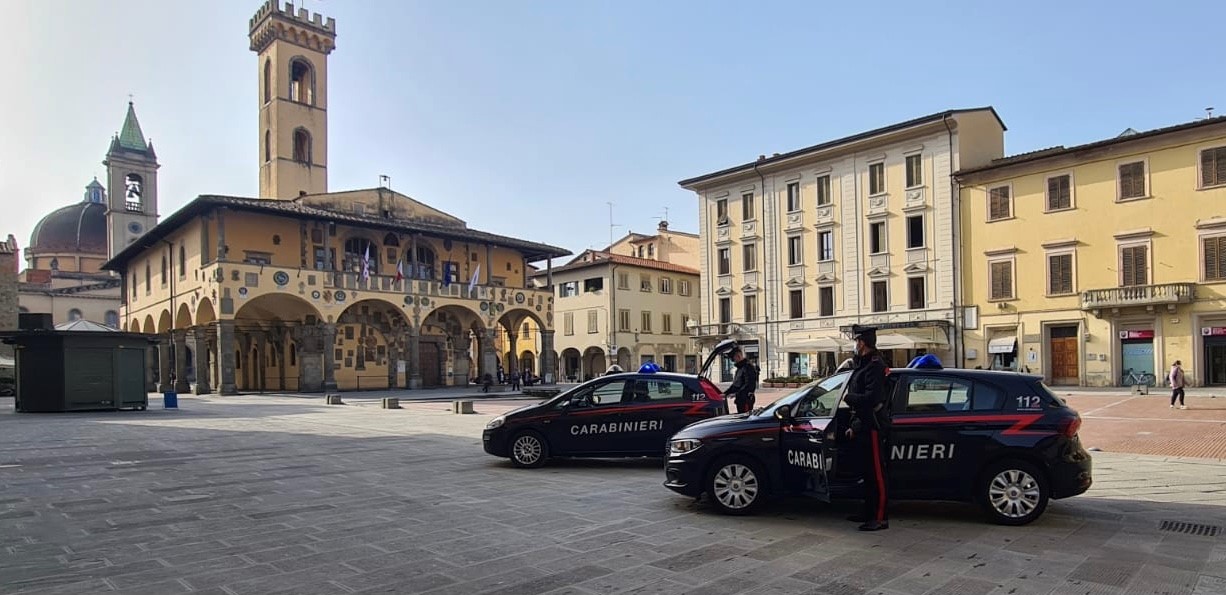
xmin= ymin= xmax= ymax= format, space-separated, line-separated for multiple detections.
xmin=2 ymin=0 xmax=1223 ymax=264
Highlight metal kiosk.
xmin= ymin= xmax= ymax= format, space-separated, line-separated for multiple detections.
xmin=1 ymin=329 xmax=156 ymax=413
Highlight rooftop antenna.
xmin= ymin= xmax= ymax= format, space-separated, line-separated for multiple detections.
xmin=607 ymin=202 xmax=622 ymax=249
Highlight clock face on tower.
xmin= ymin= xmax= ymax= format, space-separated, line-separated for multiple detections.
xmin=128 ymin=222 xmax=143 ymax=235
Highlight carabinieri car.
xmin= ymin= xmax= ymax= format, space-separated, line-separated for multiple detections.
xmin=483 ymin=339 xmax=741 ymax=468
xmin=663 ymin=358 xmax=1092 ymax=525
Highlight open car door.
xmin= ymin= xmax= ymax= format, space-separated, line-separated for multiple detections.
xmin=773 ymin=373 xmax=849 ymax=503
xmin=698 ymin=339 xmax=740 ymax=377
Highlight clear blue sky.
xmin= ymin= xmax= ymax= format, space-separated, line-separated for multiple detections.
xmin=3 ymin=0 xmax=1222 ymax=262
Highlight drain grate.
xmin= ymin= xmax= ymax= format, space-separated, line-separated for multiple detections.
xmin=1159 ymin=520 xmax=1221 ymax=537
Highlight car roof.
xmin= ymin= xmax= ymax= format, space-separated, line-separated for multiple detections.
xmin=888 ymin=367 xmax=1043 ymax=382
xmin=601 ymin=372 xmax=699 ymax=381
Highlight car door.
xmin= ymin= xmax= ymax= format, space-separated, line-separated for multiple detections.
xmin=547 ymin=379 xmax=631 ymax=455
xmin=618 ymin=376 xmax=696 ymax=455
xmin=778 ymin=373 xmax=849 ymax=502
xmin=888 ymin=374 xmax=975 ymax=496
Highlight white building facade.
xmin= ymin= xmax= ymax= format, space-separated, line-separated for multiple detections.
xmin=680 ymin=109 xmax=1005 ymax=379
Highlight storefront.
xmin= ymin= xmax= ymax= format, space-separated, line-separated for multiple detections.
xmin=1119 ymin=329 xmax=1155 ymax=384
xmin=987 ymin=333 xmax=1018 ymax=371
xmin=1202 ymin=326 xmax=1226 ymax=386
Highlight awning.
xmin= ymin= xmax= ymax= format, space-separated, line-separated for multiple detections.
xmin=876 ymin=327 xmax=949 ymax=350
xmin=988 ymin=335 xmax=1018 ymax=354
xmin=784 ymin=336 xmax=854 ymax=353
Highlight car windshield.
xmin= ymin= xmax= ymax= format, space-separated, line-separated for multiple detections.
xmin=754 ymin=371 xmax=851 ymax=418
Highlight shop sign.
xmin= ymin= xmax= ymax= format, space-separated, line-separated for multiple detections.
xmin=1119 ymin=330 xmax=1154 ymax=340
xmin=1202 ymin=327 xmax=1226 ymax=336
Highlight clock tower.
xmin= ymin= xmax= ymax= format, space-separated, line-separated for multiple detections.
xmin=104 ymin=101 xmax=160 ymax=266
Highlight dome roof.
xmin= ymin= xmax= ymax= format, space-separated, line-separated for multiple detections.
xmin=29 ymin=201 xmax=108 ymax=255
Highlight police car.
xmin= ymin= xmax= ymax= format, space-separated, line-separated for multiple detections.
xmin=663 ymin=356 xmax=1092 ymax=525
xmin=483 ymin=339 xmax=742 ymax=468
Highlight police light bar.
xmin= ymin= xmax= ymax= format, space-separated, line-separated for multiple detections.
xmin=638 ymin=361 xmax=661 ymax=374
xmin=907 ymin=354 xmax=943 ymax=369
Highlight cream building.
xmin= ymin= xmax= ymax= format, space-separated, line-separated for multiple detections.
xmin=679 ymin=109 xmax=1005 ymax=379
xmin=539 ymin=221 xmax=702 ymax=382
xmin=957 ymin=116 xmax=1226 ymax=386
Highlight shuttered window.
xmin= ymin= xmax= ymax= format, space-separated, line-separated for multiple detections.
xmin=1202 ymin=147 xmax=1226 ymax=187
xmin=1118 ymin=162 xmax=1146 ymax=200
xmin=1120 ymin=245 xmax=1148 ymax=286
xmin=1048 ymin=253 xmax=1073 ymax=295
xmin=1204 ymin=236 xmax=1226 ymax=281
xmin=988 ymin=186 xmax=1011 ymax=220
xmin=990 ymin=261 xmax=1013 ymax=300
xmin=1047 ymin=175 xmax=1071 ymax=210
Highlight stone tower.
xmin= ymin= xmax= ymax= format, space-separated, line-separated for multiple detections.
xmin=249 ymin=1 xmax=336 ymax=200
xmin=104 ymin=101 xmax=160 ymax=264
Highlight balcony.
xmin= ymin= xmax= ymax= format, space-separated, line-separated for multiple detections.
xmin=690 ymin=322 xmax=761 ymax=341
xmin=1081 ymin=282 xmax=1195 ymax=315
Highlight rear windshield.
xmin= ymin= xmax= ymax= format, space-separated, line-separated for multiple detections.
xmin=1032 ymin=381 xmax=1068 ymax=407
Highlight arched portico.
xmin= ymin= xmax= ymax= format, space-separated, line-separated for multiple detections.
xmin=420 ymin=304 xmax=487 ymax=388
xmin=230 ymin=293 xmax=326 ymax=394
xmin=498 ymin=307 xmax=555 ymax=383
xmin=560 ymin=348 xmax=581 ymax=382
xmin=582 ymin=347 xmax=607 ymax=382
xmin=334 ymin=299 xmax=412 ymax=391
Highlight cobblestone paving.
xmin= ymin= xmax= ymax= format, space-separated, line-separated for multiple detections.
xmin=1062 ymin=394 xmax=1226 ymax=460
xmin=2 ymin=395 xmax=1225 ymax=595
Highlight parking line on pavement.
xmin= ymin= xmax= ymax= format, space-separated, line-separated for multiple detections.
xmin=1082 ymin=395 xmax=1143 ymax=416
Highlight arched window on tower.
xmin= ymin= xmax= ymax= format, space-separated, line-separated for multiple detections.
xmin=105 ymin=311 xmax=119 ymax=329
xmin=263 ymin=58 xmax=271 ymax=103
xmin=124 ymin=173 xmax=143 ymax=212
xmin=289 ymin=58 xmax=314 ymax=104
xmin=160 ymin=255 xmax=167 ymax=287
xmin=264 ymin=130 xmax=271 ymax=162
xmin=343 ymin=237 xmax=378 ymax=275
xmin=178 ymin=245 xmax=186 ymax=278
xmin=293 ymin=128 xmax=311 ymax=163
xmin=49 ymin=258 xmax=59 ymax=271
xmin=67 ymin=309 xmax=82 ymax=321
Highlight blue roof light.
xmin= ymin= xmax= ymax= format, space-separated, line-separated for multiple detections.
xmin=908 ymin=354 xmax=943 ymax=369
xmin=638 ymin=361 xmax=661 ymax=374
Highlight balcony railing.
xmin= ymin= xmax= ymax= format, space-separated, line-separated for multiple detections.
xmin=690 ymin=322 xmax=761 ymax=339
xmin=217 ymin=262 xmax=545 ymax=304
xmin=1081 ymin=282 xmax=1195 ymax=311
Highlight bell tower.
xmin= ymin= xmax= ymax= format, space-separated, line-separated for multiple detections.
xmin=249 ymin=1 xmax=336 ymax=200
xmin=104 ymin=101 xmax=160 ymax=264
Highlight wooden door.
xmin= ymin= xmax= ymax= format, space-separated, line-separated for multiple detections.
xmin=419 ymin=343 xmax=441 ymax=387
xmin=1050 ymin=337 xmax=1079 ymax=385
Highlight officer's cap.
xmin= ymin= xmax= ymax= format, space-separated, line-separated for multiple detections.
xmin=850 ymin=325 xmax=877 ymax=345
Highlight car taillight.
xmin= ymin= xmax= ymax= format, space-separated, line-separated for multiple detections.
xmin=1059 ymin=415 xmax=1081 ymax=438
xmin=698 ymin=378 xmax=724 ymax=402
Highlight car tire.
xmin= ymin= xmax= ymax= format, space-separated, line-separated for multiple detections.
xmin=978 ymin=459 xmax=1049 ymax=526
xmin=706 ymin=456 xmax=767 ymax=515
xmin=509 ymin=431 xmax=549 ymax=469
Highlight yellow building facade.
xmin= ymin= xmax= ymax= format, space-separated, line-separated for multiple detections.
xmin=958 ymin=117 xmax=1226 ymax=386
xmin=101 ymin=1 xmax=568 ymax=394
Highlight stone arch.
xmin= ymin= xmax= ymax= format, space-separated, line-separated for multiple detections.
xmin=233 ymin=293 xmax=325 ymax=393
xmin=582 ymin=346 xmax=607 ymax=382
xmin=129 ymin=319 xmax=141 ymax=333
xmin=498 ymin=307 xmax=547 ymax=334
xmin=519 ymin=349 xmax=536 ymax=374
xmin=334 ymin=299 xmax=412 ymax=391
xmin=420 ymin=304 xmax=487 ymax=387
xmin=234 ymin=293 xmax=322 ymax=323
xmin=175 ymin=303 xmax=192 ymax=330
xmin=196 ymin=297 xmax=217 ymax=326
xmin=142 ymin=314 xmax=156 ymax=335
xmin=616 ymin=347 xmax=632 ymax=370
xmin=156 ymin=309 xmax=173 ymax=335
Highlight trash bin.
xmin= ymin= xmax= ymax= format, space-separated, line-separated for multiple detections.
xmin=163 ymin=391 xmax=178 ymax=409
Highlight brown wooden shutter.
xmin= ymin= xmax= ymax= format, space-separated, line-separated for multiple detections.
xmin=1121 ymin=246 xmax=1148 ymax=286
xmin=991 ymin=261 xmax=1010 ymax=299
xmin=1203 ymin=148 xmax=1226 ymax=187
xmin=1205 ymin=237 xmax=1226 ymax=281
xmin=1049 ymin=254 xmax=1068 ymax=294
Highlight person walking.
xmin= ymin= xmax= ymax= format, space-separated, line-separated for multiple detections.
xmin=843 ymin=325 xmax=890 ymax=531
xmin=1169 ymin=360 xmax=1186 ymax=409
xmin=722 ymin=347 xmax=759 ymax=414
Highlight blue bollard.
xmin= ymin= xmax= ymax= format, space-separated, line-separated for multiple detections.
xmin=163 ymin=391 xmax=178 ymax=409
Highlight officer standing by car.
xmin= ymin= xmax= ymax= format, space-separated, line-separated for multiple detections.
xmin=723 ymin=346 xmax=759 ymax=414
xmin=844 ymin=325 xmax=890 ymax=531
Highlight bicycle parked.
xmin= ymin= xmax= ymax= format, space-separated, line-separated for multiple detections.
xmin=1121 ymin=367 xmax=1157 ymax=387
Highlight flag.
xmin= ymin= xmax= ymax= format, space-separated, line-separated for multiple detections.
xmin=468 ymin=265 xmax=480 ymax=297
xmin=360 ymin=244 xmax=371 ymax=281
xmin=394 ymin=259 xmax=404 ymax=282
xmin=442 ymin=262 xmax=452 ymax=287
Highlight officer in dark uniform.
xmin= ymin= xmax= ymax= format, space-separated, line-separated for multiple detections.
xmin=723 ymin=347 xmax=759 ymax=414
xmin=843 ymin=325 xmax=891 ymax=531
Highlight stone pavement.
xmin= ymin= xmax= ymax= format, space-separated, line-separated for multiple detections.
xmin=2 ymin=395 xmax=1225 ymax=595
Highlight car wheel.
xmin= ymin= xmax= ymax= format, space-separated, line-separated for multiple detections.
xmin=706 ymin=456 xmax=766 ymax=515
xmin=509 ymin=431 xmax=549 ymax=469
xmin=978 ymin=459 xmax=1049 ymax=526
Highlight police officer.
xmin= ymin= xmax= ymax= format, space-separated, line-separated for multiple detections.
xmin=843 ymin=325 xmax=890 ymax=531
xmin=723 ymin=347 xmax=759 ymax=414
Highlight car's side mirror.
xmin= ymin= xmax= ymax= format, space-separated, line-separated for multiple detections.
xmin=774 ymin=404 xmax=793 ymax=421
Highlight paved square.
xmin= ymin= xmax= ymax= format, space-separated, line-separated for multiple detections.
xmin=2 ymin=395 xmax=1225 ymax=595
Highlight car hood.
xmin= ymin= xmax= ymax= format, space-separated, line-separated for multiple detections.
xmin=671 ymin=414 xmax=775 ymax=440
xmin=504 ymin=402 xmax=550 ymax=419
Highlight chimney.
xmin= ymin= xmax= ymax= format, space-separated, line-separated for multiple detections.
xmin=657 ymin=220 xmax=669 ymax=231
xmin=757 ymin=155 xmax=766 ymax=161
